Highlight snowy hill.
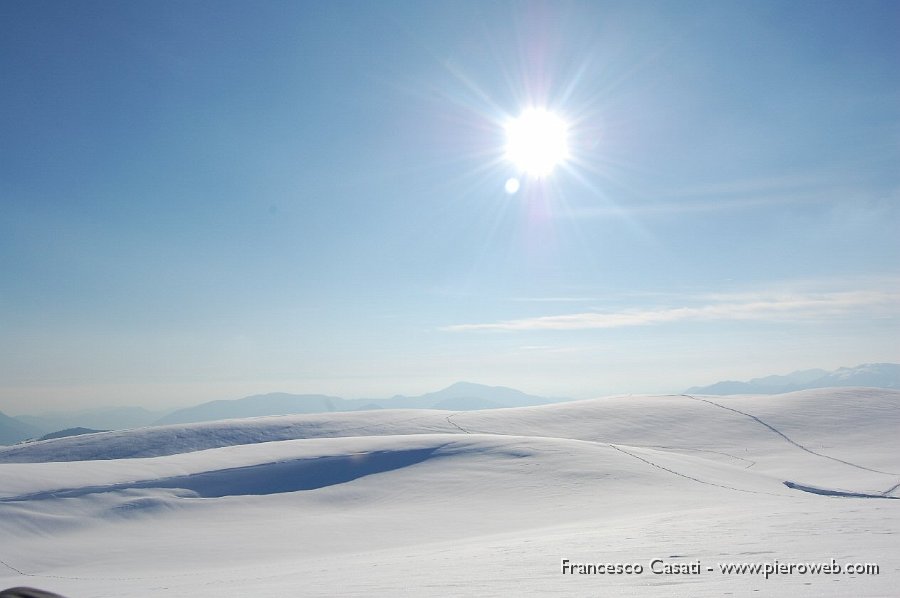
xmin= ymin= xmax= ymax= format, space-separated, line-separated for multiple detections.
xmin=686 ymin=363 xmax=900 ymax=394
xmin=38 ymin=427 xmax=108 ymax=441
xmin=1 ymin=388 xmax=897 ymax=597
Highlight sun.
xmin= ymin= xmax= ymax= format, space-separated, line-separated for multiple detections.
xmin=504 ymin=108 xmax=569 ymax=178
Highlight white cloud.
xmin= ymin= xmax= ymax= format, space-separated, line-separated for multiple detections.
xmin=442 ymin=290 xmax=899 ymax=332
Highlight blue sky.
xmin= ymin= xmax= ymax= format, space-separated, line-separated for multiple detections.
xmin=2 ymin=0 xmax=898 ymax=412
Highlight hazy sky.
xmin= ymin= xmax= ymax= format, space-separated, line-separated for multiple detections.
xmin=2 ymin=0 xmax=898 ymax=413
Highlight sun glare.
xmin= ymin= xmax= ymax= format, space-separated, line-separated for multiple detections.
xmin=505 ymin=108 xmax=569 ymax=177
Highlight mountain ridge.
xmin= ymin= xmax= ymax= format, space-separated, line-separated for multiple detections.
xmin=0 ymin=410 xmax=43 ymax=445
xmin=686 ymin=363 xmax=900 ymax=395
xmin=16 ymin=406 xmax=169 ymax=436
xmin=7 ymin=364 xmax=898 ymax=444
xmin=154 ymin=382 xmax=561 ymax=426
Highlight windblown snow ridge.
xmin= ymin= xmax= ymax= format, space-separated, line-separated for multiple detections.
xmin=783 ymin=481 xmax=900 ymax=499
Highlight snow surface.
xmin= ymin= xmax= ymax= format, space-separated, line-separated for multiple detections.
xmin=1 ymin=388 xmax=898 ymax=597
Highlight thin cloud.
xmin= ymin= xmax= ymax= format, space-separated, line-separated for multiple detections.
xmin=565 ymin=190 xmax=829 ymax=219
xmin=509 ymin=296 xmax=598 ymax=303
xmin=442 ymin=291 xmax=899 ymax=332
xmin=564 ymin=168 xmax=877 ymax=219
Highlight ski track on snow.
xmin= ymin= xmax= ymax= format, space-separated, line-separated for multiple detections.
xmin=607 ymin=444 xmax=783 ymax=497
xmin=680 ymin=394 xmax=898 ymax=476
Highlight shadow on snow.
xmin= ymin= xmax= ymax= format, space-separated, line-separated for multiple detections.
xmin=2 ymin=448 xmax=440 ymax=501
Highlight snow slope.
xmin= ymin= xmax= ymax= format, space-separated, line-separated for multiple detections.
xmin=1 ymin=389 xmax=898 ymax=597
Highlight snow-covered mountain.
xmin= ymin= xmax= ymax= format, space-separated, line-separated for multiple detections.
xmin=813 ymin=363 xmax=900 ymax=389
xmin=686 ymin=363 xmax=900 ymax=395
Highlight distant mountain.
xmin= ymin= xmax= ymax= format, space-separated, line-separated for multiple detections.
xmin=0 ymin=411 xmax=42 ymax=445
xmin=687 ymin=363 xmax=900 ymax=395
xmin=17 ymin=406 xmax=168 ymax=435
xmin=422 ymin=381 xmax=555 ymax=408
xmin=153 ymin=383 xmax=564 ymax=426
xmin=813 ymin=363 xmax=900 ymax=389
xmin=39 ymin=427 xmax=108 ymax=441
xmin=348 ymin=382 xmax=557 ymax=411
xmin=154 ymin=393 xmax=342 ymax=425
